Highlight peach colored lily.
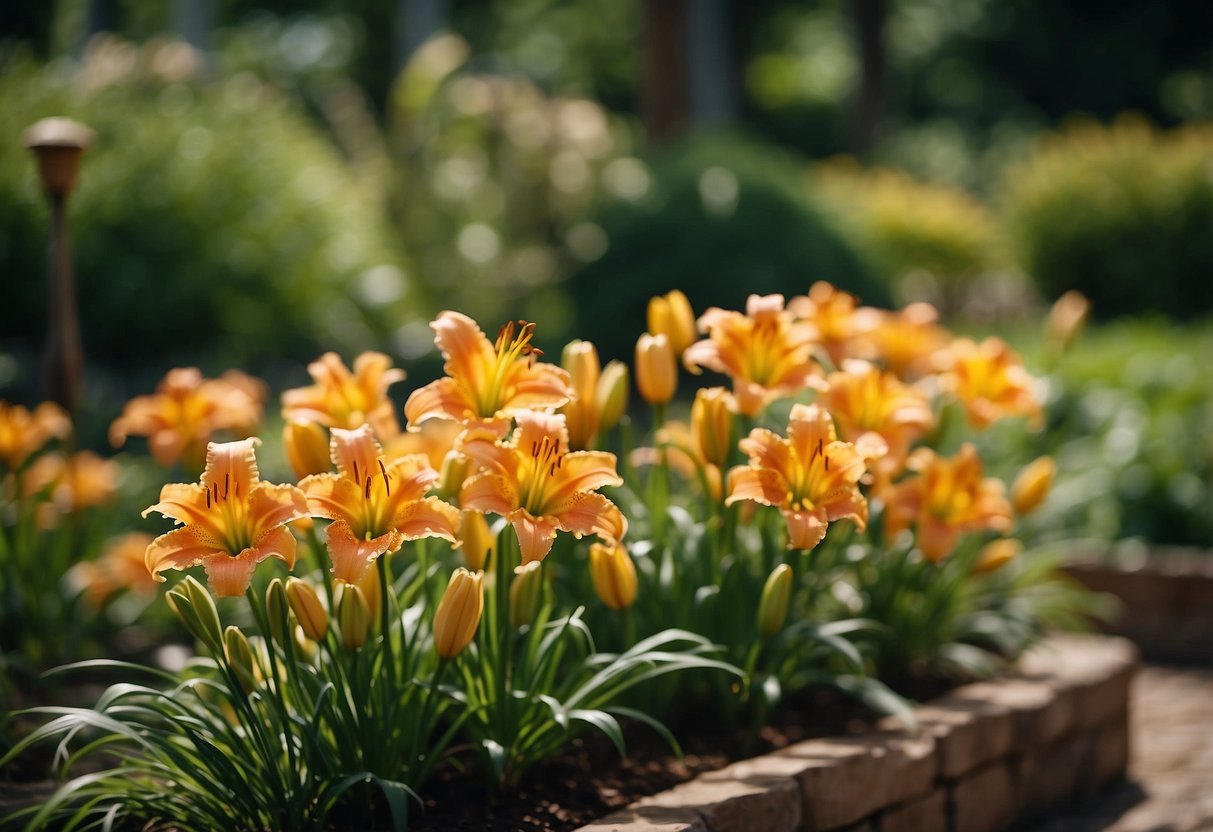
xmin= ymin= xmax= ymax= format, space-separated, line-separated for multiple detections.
xmin=282 ymin=351 xmax=405 ymax=440
xmin=72 ymin=532 xmax=157 ymax=606
xmin=24 ymin=451 xmax=119 ymax=525
xmin=143 ymin=439 xmax=308 ymax=597
xmin=787 ymin=281 xmax=865 ymax=367
xmin=937 ymin=337 xmax=1042 ymax=429
xmin=817 ymin=359 xmax=934 ymax=472
xmin=459 ymin=410 xmax=626 ymax=564
xmin=110 ymin=368 xmax=264 ymax=468
xmin=683 ymin=294 xmax=821 ymax=417
xmin=854 ymin=302 xmax=949 ymax=381
xmin=0 ymin=400 xmax=70 ymax=471
xmin=300 ymin=424 xmax=459 ymax=583
xmin=726 ymin=403 xmax=869 ymax=551
xmin=405 ymin=313 xmax=571 ymax=427
xmin=882 ymin=444 xmax=1013 ymax=562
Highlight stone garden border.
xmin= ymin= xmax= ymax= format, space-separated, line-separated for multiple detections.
xmin=576 ymin=635 xmax=1137 ymax=832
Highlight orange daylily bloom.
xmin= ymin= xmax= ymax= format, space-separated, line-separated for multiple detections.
xmin=143 ymin=439 xmax=308 ymax=597
xmin=726 ymin=403 xmax=869 ymax=551
xmin=0 ymin=400 xmax=70 ymax=470
xmin=817 ymin=359 xmax=934 ymax=473
xmin=405 ymin=313 xmax=572 ymax=427
xmin=282 ymin=351 xmax=405 ymax=440
xmin=72 ymin=532 xmax=158 ymax=606
xmin=684 ymin=294 xmax=822 ymax=417
xmin=24 ymin=451 xmax=119 ymax=523
xmin=787 ymin=281 xmax=866 ymax=367
xmin=382 ymin=417 xmax=464 ymax=472
xmin=459 ymin=409 xmax=626 ymax=564
xmin=882 ymin=444 xmax=1013 ymax=562
xmin=937 ymin=337 xmax=1042 ymax=429
xmin=854 ymin=302 xmax=950 ymax=381
xmin=110 ymin=368 xmax=264 ymax=468
xmin=301 ymin=424 xmax=459 ymax=583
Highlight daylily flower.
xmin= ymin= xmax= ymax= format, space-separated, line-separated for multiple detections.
xmin=72 ymin=532 xmax=157 ymax=606
xmin=24 ymin=450 xmax=119 ymax=526
xmin=635 ymin=333 xmax=677 ymax=405
xmin=882 ymin=444 xmax=1013 ymax=562
xmin=937 ymin=337 xmax=1042 ymax=429
xmin=726 ymin=403 xmax=869 ymax=551
xmin=404 ymin=313 xmax=571 ymax=427
xmin=143 ymin=439 xmax=309 ymax=597
xmin=300 ymin=424 xmax=459 ymax=583
xmin=817 ymin=359 xmax=934 ymax=472
xmin=459 ymin=410 xmax=626 ymax=564
xmin=110 ymin=368 xmax=264 ymax=469
xmin=855 ymin=302 xmax=949 ymax=381
xmin=282 ymin=351 xmax=405 ymax=440
xmin=1011 ymin=455 xmax=1057 ymax=516
xmin=684 ymin=294 xmax=821 ymax=417
xmin=787 ymin=281 xmax=866 ymax=366
xmin=0 ymin=400 xmax=70 ymax=471
xmin=382 ymin=417 xmax=464 ymax=472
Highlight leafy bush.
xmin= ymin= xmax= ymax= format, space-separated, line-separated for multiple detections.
xmin=0 ymin=38 xmax=409 ymax=385
xmin=565 ymin=134 xmax=888 ymax=363
xmin=1001 ymin=117 xmax=1213 ymax=319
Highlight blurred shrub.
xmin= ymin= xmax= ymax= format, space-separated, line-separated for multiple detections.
xmin=0 ymin=37 xmax=410 ymax=387
xmin=565 ymin=134 xmax=887 ymax=363
xmin=815 ymin=161 xmax=1000 ymax=311
xmin=1002 ymin=117 xmax=1213 ymax=319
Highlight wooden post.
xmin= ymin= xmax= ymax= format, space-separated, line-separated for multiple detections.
xmin=22 ymin=118 xmax=94 ymax=419
xmin=642 ymin=0 xmax=690 ymax=145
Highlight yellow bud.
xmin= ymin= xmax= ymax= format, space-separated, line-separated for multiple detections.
xmin=353 ymin=564 xmax=381 ymax=629
xmin=264 ymin=578 xmax=290 ymax=647
xmin=1046 ymin=291 xmax=1091 ymax=354
xmin=286 ymin=577 xmax=329 ymax=641
xmin=1011 ymin=456 xmax=1056 ymax=516
xmin=691 ymin=387 xmax=737 ymax=470
xmin=283 ymin=419 xmax=331 ymax=479
xmin=757 ymin=563 xmax=794 ymax=637
xmin=437 ymin=452 xmax=472 ymax=502
xmin=337 ymin=583 xmax=371 ymax=650
xmin=597 ymin=360 xmax=630 ymax=432
xmin=635 ymin=333 xmax=677 ymax=405
xmin=433 ymin=568 xmax=484 ymax=659
xmin=588 ymin=541 xmax=638 ymax=610
xmin=509 ymin=561 xmax=545 ymax=627
xmin=647 ymin=290 xmax=697 ymax=355
xmin=458 ymin=510 xmax=493 ymax=572
xmin=974 ymin=538 xmax=1022 ymax=574
xmin=223 ymin=625 xmax=259 ymax=694
xmin=561 ymin=340 xmax=601 ymax=449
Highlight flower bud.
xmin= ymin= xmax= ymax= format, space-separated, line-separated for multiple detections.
xmin=223 ymin=625 xmax=259 ymax=694
xmin=588 ymin=541 xmax=637 ymax=610
xmin=647 ymin=290 xmax=697 ymax=355
xmin=757 ymin=563 xmax=793 ymax=637
xmin=635 ymin=333 xmax=677 ymax=405
xmin=597 ymin=361 xmax=630 ymax=432
xmin=166 ymin=574 xmax=223 ymax=651
xmin=691 ymin=387 xmax=736 ymax=470
xmin=433 ymin=567 xmax=484 ymax=659
xmin=353 ymin=563 xmax=381 ymax=629
xmin=1046 ymin=291 xmax=1090 ymax=354
xmin=974 ymin=538 xmax=1022 ymax=574
xmin=561 ymin=340 xmax=601 ymax=450
xmin=286 ymin=577 xmax=329 ymax=641
xmin=509 ymin=561 xmax=545 ymax=627
xmin=283 ymin=420 xmax=330 ymax=479
xmin=458 ymin=510 xmax=493 ymax=572
xmin=337 ymin=583 xmax=371 ymax=650
xmin=264 ymin=578 xmax=290 ymax=647
xmin=1011 ymin=456 xmax=1056 ymax=516
xmin=437 ymin=452 xmax=472 ymax=502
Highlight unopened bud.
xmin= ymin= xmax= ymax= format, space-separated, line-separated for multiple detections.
xmin=433 ymin=568 xmax=484 ymax=659
xmin=597 ymin=361 xmax=630 ymax=432
xmin=509 ymin=561 xmax=544 ymax=627
xmin=1046 ymin=291 xmax=1091 ymax=354
xmin=691 ymin=387 xmax=736 ymax=470
xmin=286 ymin=577 xmax=329 ymax=641
xmin=757 ymin=564 xmax=793 ymax=637
xmin=635 ymin=333 xmax=677 ymax=405
xmin=588 ymin=541 xmax=637 ymax=610
xmin=1011 ymin=456 xmax=1056 ymax=516
xmin=264 ymin=578 xmax=290 ymax=647
xmin=437 ymin=453 xmax=472 ymax=502
xmin=337 ymin=583 xmax=371 ymax=650
xmin=974 ymin=538 xmax=1022 ymax=574
xmin=223 ymin=625 xmax=259 ymax=694
xmin=561 ymin=340 xmax=601 ymax=449
xmin=353 ymin=564 xmax=382 ymax=630
xmin=647 ymin=290 xmax=697 ymax=355
xmin=283 ymin=420 xmax=330 ymax=479
xmin=166 ymin=575 xmax=223 ymax=651
xmin=458 ymin=510 xmax=493 ymax=572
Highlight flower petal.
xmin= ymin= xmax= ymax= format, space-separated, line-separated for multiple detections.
xmin=324 ymin=520 xmax=402 ymax=583
xmin=392 ymin=496 xmax=460 ymax=542
xmin=783 ymin=508 xmax=829 ymax=551
xmin=551 ymin=491 xmax=627 ymax=544
xmin=201 ymin=438 xmax=260 ymax=502
xmin=247 ymin=483 xmax=310 ymax=537
xmin=404 ymin=377 xmax=475 ymax=425
xmin=509 ymin=511 xmax=560 ymax=564
xmin=201 ymin=551 xmax=261 ymax=597
xmin=460 ymin=472 xmax=519 ymax=516
xmin=725 ymin=465 xmax=788 ymax=507
xmin=145 ymin=526 xmax=223 ymax=582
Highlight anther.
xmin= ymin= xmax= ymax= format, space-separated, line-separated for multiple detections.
xmin=353 ymin=460 xmax=360 ymax=483
xmin=364 ymin=476 xmax=373 ymax=499
xmin=379 ymin=459 xmax=390 ymax=496
xmin=205 ymin=488 xmax=211 ymax=509
xmin=224 ymin=473 xmax=230 ymax=499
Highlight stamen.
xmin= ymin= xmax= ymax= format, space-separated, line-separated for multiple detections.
xmin=364 ymin=476 xmax=373 ymax=499
xmin=379 ymin=459 xmax=390 ymax=497
xmin=824 ymin=454 xmax=830 ymax=472
xmin=224 ymin=473 xmax=230 ymax=499
xmin=206 ymin=488 xmax=211 ymax=509
xmin=353 ymin=460 xmax=360 ymax=483
xmin=531 ymin=441 xmax=539 ymax=458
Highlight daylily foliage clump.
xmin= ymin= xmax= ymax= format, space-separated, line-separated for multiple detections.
xmin=2 ymin=283 xmax=1089 ymax=831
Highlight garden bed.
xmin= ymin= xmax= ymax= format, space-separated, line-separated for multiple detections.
xmin=571 ymin=634 xmax=1137 ymax=832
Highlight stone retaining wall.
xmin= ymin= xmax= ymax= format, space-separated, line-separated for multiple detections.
xmin=578 ymin=635 xmax=1137 ymax=832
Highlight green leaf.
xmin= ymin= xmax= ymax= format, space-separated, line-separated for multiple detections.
xmin=570 ymin=709 xmax=625 ymax=757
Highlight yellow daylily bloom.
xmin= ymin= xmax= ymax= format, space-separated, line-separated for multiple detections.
xmin=143 ymin=439 xmax=309 ymax=597
xmin=855 ymin=302 xmax=950 ymax=381
xmin=726 ymin=403 xmax=869 ymax=551
xmin=72 ymin=532 xmax=157 ymax=606
xmin=459 ymin=410 xmax=626 ymax=565
xmin=24 ymin=450 xmax=119 ymax=527
xmin=300 ymin=424 xmax=459 ymax=583
xmin=787 ymin=281 xmax=865 ymax=366
xmin=817 ymin=359 xmax=934 ymax=474
xmin=684 ymin=294 xmax=822 ymax=417
xmin=110 ymin=368 xmax=264 ymax=468
xmin=0 ymin=400 xmax=70 ymax=471
xmin=937 ymin=337 xmax=1042 ymax=429
xmin=404 ymin=313 xmax=572 ymax=427
xmin=282 ymin=351 xmax=405 ymax=440
xmin=882 ymin=444 xmax=1013 ymax=562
